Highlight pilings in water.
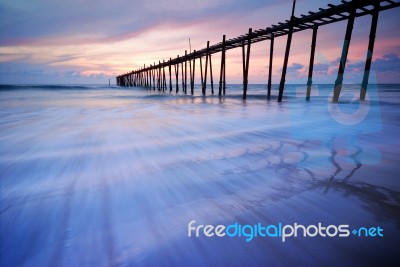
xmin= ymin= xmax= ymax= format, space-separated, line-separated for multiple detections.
xmin=360 ymin=2 xmax=380 ymax=101
xmin=267 ymin=34 xmax=274 ymax=100
xmin=169 ymin=58 xmax=172 ymax=92
xmin=306 ymin=26 xmax=318 ymax=101
xmin=332 ymin=3 xmax=356 ymax=103
xmin=209 ymin=52 xmax=214 ymax=95
xmin=174 ymin=56 xmax=179 ymax=93
xmin=242 ymin=28 xmax=252 ymax=100
xmin=219 ymin=35 xmax=226 ymax=96
xmin=203 ymin=42 xmax=209 ymax=95
xmin=190 ymin=50 xmax=196 ymax=95
xmin=116 ymin=0 xmax=398 ymax=103
xmin=277 ymin=0 xmax=296 ymax=103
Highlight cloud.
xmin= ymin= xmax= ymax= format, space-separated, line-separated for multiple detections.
xmin=371 ymin=53 xmax=400 ymax=72
xmin=287 ymin=63 xmax=304 ymax=72
xmin=336 ymin=53 xmax=400 ymax=74
xmin=313 ymin=63 xmax=329 ymax=73
xmin=0 ymin=0 xmax=280 ymax=46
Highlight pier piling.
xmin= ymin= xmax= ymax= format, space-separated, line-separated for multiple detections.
xmin=332 ymin=4 xmax=356 ymax=103
xmin=219 ymin=35 xmax=226 ymax=96
xmin=306 ymin=26 xmax=318 ymax=101
xmin=242 ymin=28 xmax=252 ymax=100
xmin=278 ymin=0 xmax=296 ymax=102
xmin=267 ymin=34 xmax=274 ymax=100
xmin=360 ymin=2 xmax=379 ymax=101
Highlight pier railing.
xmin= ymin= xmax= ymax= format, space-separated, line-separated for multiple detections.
xmin=116 ymin=0 xmax=399 ymax=102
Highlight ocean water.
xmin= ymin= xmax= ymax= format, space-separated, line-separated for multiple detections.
xmin=0 ymin=84 xmax=399 ymax=266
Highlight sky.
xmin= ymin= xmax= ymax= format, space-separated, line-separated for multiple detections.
xmin=0 ymin=0 xmax=399 ymax=85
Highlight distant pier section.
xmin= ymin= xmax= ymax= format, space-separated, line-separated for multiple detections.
xmin=116 ymin=0 xmax=400 ymax=102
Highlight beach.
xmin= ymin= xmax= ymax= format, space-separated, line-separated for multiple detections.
xmin=1 ymin=84 xmax=399 ymax=266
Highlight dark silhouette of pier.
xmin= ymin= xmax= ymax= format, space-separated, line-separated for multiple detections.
xmin=116 ymin=0 xmax=399 ymax=102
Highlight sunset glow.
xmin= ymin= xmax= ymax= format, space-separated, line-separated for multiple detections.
xmin=1 ymin=0 xmax=399 ymax=84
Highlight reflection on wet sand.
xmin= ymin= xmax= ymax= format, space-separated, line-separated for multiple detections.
xmin=1 ymin=84 xmax=399 ymax=266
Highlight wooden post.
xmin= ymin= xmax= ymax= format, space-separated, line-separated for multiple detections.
xmin=175 ymin=56 xmax=179 ymax=93
xmin=242 ymin=28 xmax=252 ymax=100
xmin=169 ymin=58 xmax=172 ymax=92
xmin=360 ymin=3 xmax=379 ymax=101
xmin=332 ymin=6 xmax=356 ymax=103
xmin=144 ymin=64 xmax=146 ymax=87
xmin=306 ymin=26 xmax=318 ymax=101
xmin=242 ymin=40 xmax=245 ymax=92
xmin=200 ymin=56 xmax=204 ymax=94
xmin=278 ymin=0 xmax=296 ymax=102
xmin=153 ymin=63 xmax=156 ymax=90
xmin=191 ymin=50 xmax=196 ymax=95
xmin=158 ymin=61 xmax=161 ymax=90
xmin=209 ymin=53 xmax=214 ymax=94
xmin=143 ymin=64 xmax=147 ymax=87
xmin=184 ymin=50 xmax=188 ymax=94
xmin=155 ymin=65 xmax=158 ymax=90
xmin=147 ymin=68 xmax=150 ymax=88
xmin=223 ymin=58 xmax=226 ymax=95
xmin=189 ymin=52 xmax=192 ymax=94
xmin=267 ymin=34 xmax=274 ymax=100
xmin=219 ymin=35 xmax=226 ymax=96
xmin=162 ymin=60 xmax=166 ymax=91
xmin=203 ymin=41 xmax=210 ymax=96
xmin=145 ymin=69 xmax=148 ymax=88
xmin=181 ymin=61 xmax=184 ymax=93
xmin=149 ymin=65 xmax=152 ymax=89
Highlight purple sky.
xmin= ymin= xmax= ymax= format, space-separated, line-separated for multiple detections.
xmin=0 ymin=0 xmax=399 ymax=85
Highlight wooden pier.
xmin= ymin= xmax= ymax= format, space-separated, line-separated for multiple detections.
xmin=116 ymin=0 xmax=399 ymax=102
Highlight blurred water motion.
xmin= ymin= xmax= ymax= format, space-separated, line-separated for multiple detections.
xmin=1 ymin=84 xmax=399 ymax=266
